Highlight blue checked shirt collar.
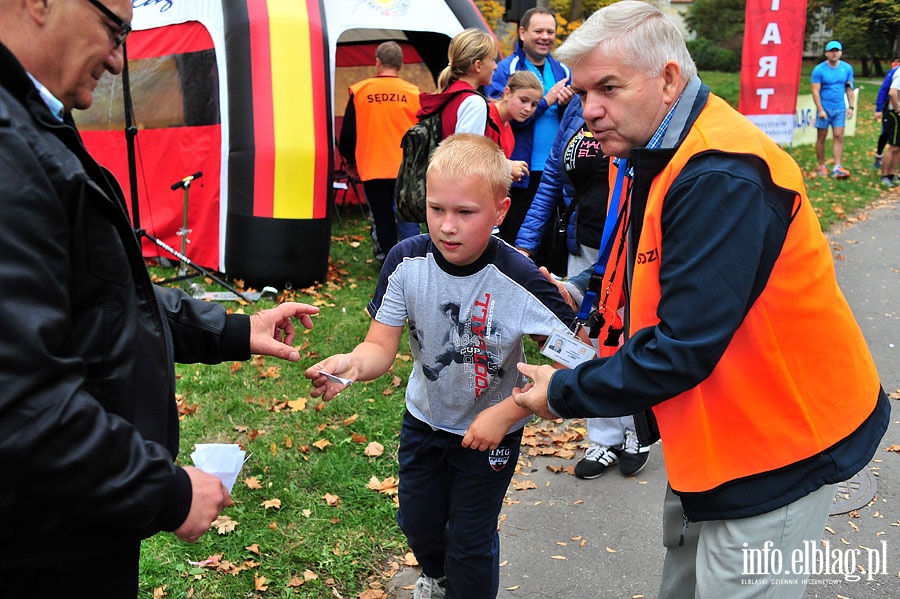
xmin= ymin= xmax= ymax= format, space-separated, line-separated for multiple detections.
xmin=27 ymin=73 xmax=65 ymax=122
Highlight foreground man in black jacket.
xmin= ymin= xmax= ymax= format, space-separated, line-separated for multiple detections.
xmin=0 ymin=1 xmax=318 ymax=596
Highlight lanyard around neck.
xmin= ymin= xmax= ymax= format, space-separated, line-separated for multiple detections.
xmin=576 ymin=160 xmax=629 ymax=322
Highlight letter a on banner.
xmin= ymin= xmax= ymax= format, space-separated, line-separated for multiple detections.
xmin=738 ymin=0 xmax=807 ymax=144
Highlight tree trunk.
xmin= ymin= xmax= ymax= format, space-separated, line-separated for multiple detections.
xmin=568 ymin=0 xmax=584 ymax=22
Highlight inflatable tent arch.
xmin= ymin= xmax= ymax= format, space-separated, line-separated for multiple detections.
xmin=76 ymin=0 xmax=492 ymax=290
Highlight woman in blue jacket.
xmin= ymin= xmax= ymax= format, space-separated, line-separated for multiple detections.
xmin=514 ymin=95 xmax=607 ymax=277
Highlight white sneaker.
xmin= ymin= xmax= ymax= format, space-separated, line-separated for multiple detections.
xmin=414 ymin=574 xmax=447 ymax=599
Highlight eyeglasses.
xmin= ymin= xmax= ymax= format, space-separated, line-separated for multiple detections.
xmin=83 ymin=0 xmax=132 ymax=49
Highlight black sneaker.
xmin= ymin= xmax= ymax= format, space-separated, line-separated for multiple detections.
xmin=574 ymin=445 xmax=618 ymax=479
xmin=618 ymin=429 xmax=650 ymax=476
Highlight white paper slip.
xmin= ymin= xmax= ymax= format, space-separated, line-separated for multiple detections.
xmin=191 ymin=443 xmax=246 ymax=493
xmin=320 ymin=371 xmax=353 ymax=386
xmin=539 ymin=329 xmax=596 ymax=369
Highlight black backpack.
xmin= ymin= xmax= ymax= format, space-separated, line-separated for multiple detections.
xmin=395 ymin=89 xmax=497 ymax=222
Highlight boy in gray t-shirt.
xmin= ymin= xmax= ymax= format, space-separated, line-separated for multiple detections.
xmin=306 ymin=134 xmax=585 ymax=598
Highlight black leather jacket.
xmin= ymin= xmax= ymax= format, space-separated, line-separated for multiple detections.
xmin=0 ymin=42 xmax=250 ymax=560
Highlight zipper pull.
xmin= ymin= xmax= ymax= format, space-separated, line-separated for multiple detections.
xmin=678 ymin=512 xmax=689 ymax=547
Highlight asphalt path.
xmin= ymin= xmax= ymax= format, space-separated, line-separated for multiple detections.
xmin=387 ymin=193 xmax=900 ymax=599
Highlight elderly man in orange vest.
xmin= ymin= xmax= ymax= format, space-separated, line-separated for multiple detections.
xmin=339 ymin=41 xmax=421 ymax=262
xmin=512 ymin=3 xmax=889 ymax=599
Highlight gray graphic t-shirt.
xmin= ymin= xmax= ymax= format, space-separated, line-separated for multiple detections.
xmin=368 ymin=235 xmax=578 ymax=435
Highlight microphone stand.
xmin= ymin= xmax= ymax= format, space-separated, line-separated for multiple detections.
xmin=121 ymin=41 xmax=252 ymax=303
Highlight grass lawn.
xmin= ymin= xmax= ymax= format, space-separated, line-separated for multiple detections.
xmin=137 ymin=70 xmax=894 ymax=598
xmin=140 ymin=226 xmax=414 ymax=598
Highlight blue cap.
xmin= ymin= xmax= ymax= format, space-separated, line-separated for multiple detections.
xmin=825 ymin=41 xmax=842 ymax=52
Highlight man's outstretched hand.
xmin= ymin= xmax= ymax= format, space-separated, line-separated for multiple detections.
xmin=249 ymin=302 xmax=319 ymax=361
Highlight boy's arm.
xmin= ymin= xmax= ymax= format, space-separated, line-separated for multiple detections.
xmin=462 ymin=396 xmax=532 ymax=452
xmin=304 ymin=321 xmax=403 ymax=401
xmin=463 ymin=327 xmax=590 ymax=451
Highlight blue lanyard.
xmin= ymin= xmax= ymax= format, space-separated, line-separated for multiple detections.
xmin=576 ymin=160 xmax=628 ymax=322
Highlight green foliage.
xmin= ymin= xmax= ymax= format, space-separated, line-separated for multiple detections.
xmin=685 ymin=0 xmax=746 ymax=53
xmin=809 ymin=0 xmax=900 ymax=66
xmin=688 ymin=38 xmax=741 ymax=72
xmin=696 ymin=71 xmax=740 ymax=107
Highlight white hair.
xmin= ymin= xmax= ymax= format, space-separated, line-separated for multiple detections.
xmin=556 ymin=1 xmax=696 ymax=81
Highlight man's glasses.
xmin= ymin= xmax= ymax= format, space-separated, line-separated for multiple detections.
xmin=83 ymin=0 xmax=132 ymax=48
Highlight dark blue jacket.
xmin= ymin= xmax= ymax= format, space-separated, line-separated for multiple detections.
xmin=514 ymin=95 xmax=583 ymax=255
xmin=485 ymin=41 xmax=570 ymax=188
xmin=876 ymin=66 xmax=898 ymax=113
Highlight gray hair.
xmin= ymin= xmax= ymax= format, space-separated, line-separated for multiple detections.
xmin=376 ymin=41 xmax=404 ymax=69
xmin=556 ymin=1 xmax=696 ymax=81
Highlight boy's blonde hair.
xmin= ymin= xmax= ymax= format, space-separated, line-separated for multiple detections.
xmin=505 ymin=71 xmax=543 ymax=96
xmin=438 ymin=28 xmax=497 ymax=91
xmin=427 ymin=133 xmax=512 ymax=201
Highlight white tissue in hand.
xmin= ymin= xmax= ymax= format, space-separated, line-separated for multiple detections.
xmin=190 ymin=443 xmax=246 ymax=493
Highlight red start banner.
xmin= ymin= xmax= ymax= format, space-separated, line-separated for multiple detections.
xmin=738 ymin=0 xmax=808 ymax=144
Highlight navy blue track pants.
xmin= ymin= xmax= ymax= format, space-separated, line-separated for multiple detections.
xmin=397 ymin=410 xmax=522 ymax=599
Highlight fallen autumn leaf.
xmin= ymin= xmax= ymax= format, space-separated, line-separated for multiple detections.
xmin=365 ymin=441 xmax=385 ymax=457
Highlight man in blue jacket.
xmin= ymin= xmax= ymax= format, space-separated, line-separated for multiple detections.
xmin=872 ymin=60 xmax=898 ymax=170
xmin=485 ymin=6 xmax=573 ymax=246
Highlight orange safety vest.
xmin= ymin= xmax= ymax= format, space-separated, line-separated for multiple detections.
xmin=627 ymin=95 xmax=880 ymax=493
xmin=348 ymin=75 xmax=420 ymax=181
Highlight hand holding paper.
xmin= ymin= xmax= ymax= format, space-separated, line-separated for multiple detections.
xmin=304 ymin=355 xmax=358 ymax=401
xmin=175 ymin=466 xmax=232 ymax=543
xmin=320 ymin=371 xmax=353 ymax=386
